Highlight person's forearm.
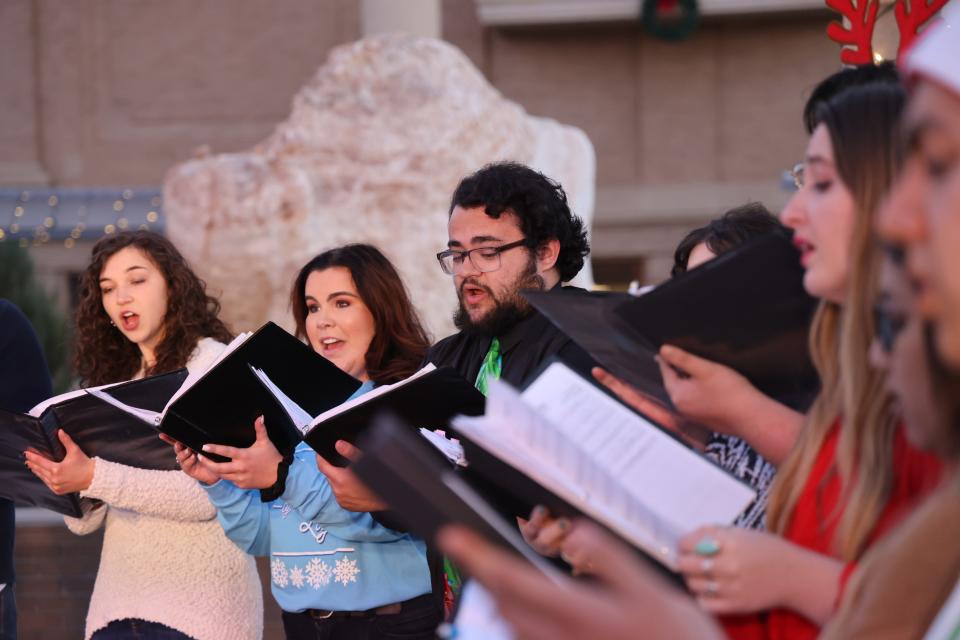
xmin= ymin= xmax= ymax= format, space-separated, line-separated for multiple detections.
xmin=778 ymin=543 xmax=844 ymax=625
xmin=726 ymin=391 xmax=804 ymax=466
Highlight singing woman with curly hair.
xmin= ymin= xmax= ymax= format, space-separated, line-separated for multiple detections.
xmin=25 ymin=231 xmax=263 ymax=640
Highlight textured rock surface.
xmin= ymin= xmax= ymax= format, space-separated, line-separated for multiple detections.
xmin=163 ymin=33 xmax=594 ymax=338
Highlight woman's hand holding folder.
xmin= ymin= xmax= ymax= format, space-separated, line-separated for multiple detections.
xmin=24 ymin=430 xmax=95 ymax=495
xmin=517 ymin=505 xmax=569 ymax=559
xmin=439 ymin=519 xmax=723 ymax=640
xmin=655 ymin=346 xmax=805 ymax=464
xmin=161 ymin=435 xmax=220 ymax=486
xmin=195 ymin=417 xmax=284 ymax=490
xmin=315 ymin=440 xmax=387 ymax=512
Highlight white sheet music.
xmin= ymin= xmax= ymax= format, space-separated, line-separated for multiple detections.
xmin=454 ymin=382 xmax=677 ymax=567
xmin=85 ymin=387 xmax=163 ymax=425
xmin=521 ymin=363 xmax=755 ymax=538
xmin=419 ymin=429 xmax=467 ymax=467
xmin=452 ymin=362 xmax=756 ymax=570
xmin=251 ymin=366 xmax=314 ymax=433
xmin=305 ymin=363 xmax=436 ymax=431
xmin=29 ymin=381 xmax=119 ymax=418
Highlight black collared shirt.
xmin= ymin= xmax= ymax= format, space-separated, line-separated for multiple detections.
xmin=425 ymin=286 xmax=595 ymax=388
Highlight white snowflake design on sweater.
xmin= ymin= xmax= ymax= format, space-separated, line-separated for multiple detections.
xmin=305 ymin=558 xmax=333 ymax=589
xmin=271 ymin=558 xmax=289 ymax=588
xmin=334 ymin=557 xmax=360 ymax=585
xmin=289 ymin=565 xmax=305 ymax=588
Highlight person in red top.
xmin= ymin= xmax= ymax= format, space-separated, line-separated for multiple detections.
xmin=517 ymin=64 xmax=944 ymax=640
xmin=666 ymin=68 xmax=943 ymax=640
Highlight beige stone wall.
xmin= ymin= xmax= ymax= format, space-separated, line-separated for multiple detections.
xmin=4 ymin=0 xmax=843 ymax=289
xmin=0 ymin=0 xmax=361 ymax=188
xmin=443 ymin=0 xmax=841 ymax=281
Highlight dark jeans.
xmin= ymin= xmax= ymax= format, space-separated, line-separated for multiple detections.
xmin=281 ymin=593 xmax=440 ymax=640
xmin=91 ymin=619 xmax=194 ymax=640
xmin=0 ymin=587 xmax=15 ymax=640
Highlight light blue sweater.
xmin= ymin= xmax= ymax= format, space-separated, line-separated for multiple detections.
xmin=203 ymin=382 xmax=432 ymax=613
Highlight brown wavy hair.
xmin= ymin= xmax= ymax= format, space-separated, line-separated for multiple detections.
xmin=74 ymin=231 xmax=233 ymax=385
xmin=290 ymin=244 xmax=431 ymax=385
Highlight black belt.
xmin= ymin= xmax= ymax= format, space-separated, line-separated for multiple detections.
xmin=301 ymin=593 xmax=433 ymax=620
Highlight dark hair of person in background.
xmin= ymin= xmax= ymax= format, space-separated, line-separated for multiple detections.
xmin=289 ymin=243 xmax=431 ymax=386
xmin=802 ymin=61 xmax=900 ymax=135
xmin=924 ymin=324 xmax=960 ymax=459
xmin=449 ymin=161 xmax=591 ymax=283
xmin=671 ymin=202 xmax=788 ymax=277
xmin=74 ymin=231 xmax=233 ymax=386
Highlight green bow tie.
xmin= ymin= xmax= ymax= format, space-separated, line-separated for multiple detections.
xmin=474 ymin=337 xmax=502 ymax=396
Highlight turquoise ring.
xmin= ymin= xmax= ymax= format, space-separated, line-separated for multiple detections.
xmin=694 ymin=537 xmax=721 ymax=557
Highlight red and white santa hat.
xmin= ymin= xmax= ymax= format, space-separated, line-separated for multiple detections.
xmin=902 ymin=1 xmax=960 ymax=97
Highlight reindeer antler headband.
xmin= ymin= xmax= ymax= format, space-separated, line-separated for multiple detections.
xmin=826 ymin=0 xmax=952 ymax=64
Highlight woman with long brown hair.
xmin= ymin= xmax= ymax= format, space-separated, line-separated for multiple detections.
xmin=24 ymin=231 xmax=262 ymax=639
xmin=668 ymin=70 xmax=942 ymax=640
xmin=175 ymin=243 xmax=441 ymax=640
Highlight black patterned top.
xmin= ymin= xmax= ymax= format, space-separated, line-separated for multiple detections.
xmin=703 ymin=434 xmax=776 ymax=530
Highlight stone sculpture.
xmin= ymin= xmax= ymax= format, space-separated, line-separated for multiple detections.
xmin=163 ymin=33 xmax=594 ymax=338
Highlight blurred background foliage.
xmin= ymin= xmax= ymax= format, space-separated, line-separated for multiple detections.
xmin=0 ymin=243 xmax=73 ymax=393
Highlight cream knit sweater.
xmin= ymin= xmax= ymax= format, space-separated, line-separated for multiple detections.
xmin=65 ymin=338 xmax=263 ymax=640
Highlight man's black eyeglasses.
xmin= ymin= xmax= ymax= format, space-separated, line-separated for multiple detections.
xmin=436 ymin=239 xmax=528 ymax=276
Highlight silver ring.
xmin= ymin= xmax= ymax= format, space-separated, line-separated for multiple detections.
xmin=705 ymin=580 xmax=719 ymax=597
xmin=701 ymin=558 xmax=714 ymax=574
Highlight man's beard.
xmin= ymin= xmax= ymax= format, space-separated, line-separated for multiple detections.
xmin=453 ymin=258 xmax=545 ymax=337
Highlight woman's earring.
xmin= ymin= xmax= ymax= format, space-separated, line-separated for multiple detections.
xmin=110 ymin=320 xmax=117 ymax=327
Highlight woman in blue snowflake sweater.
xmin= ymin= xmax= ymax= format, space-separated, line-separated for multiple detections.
xmin=174 ymin=244 xmax=440 ymax=639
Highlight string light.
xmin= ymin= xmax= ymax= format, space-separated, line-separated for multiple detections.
xmin=1 ymin=187 xmax=161 ymax=247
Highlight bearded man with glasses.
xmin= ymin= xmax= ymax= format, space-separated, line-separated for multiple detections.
xmin=428 ymin=161 xmax=593 ymax=389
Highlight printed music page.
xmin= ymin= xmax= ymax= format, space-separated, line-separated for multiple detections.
xmin=521 ymin=362 xmax=756 ymax=538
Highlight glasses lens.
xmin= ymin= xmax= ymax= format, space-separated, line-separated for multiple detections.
xmin=438 ymin=253 xmax=455 ymax=275
xmin=791 ymin=163 xmax=805 ymax=190
xmin=471 ymin=249 xmax=501 ymax=273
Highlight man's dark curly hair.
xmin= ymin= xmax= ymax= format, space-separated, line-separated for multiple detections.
xmin=74 ymin=231 xmax=233 ymax=385
xmin=449 ymin=162 xmax=590 ymax=282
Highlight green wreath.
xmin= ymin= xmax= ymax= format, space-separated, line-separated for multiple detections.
xmin=641 ymin=0 xmax=700 ymax=41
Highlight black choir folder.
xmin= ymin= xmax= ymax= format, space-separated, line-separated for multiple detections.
xmin=300 ymin=365 xmax=485 ymax=467
xmin=352 ymin=412 xmax=566 ymax=581
xmin=362 ymin=361 xmax=757 ymax=574
xmin=0 ymin=369 xmax=189 ymax=517
xmin=87 ymin=322 xmax=362 ymax=462
xmin=523 ymin=233 xmax=819 ymax=410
